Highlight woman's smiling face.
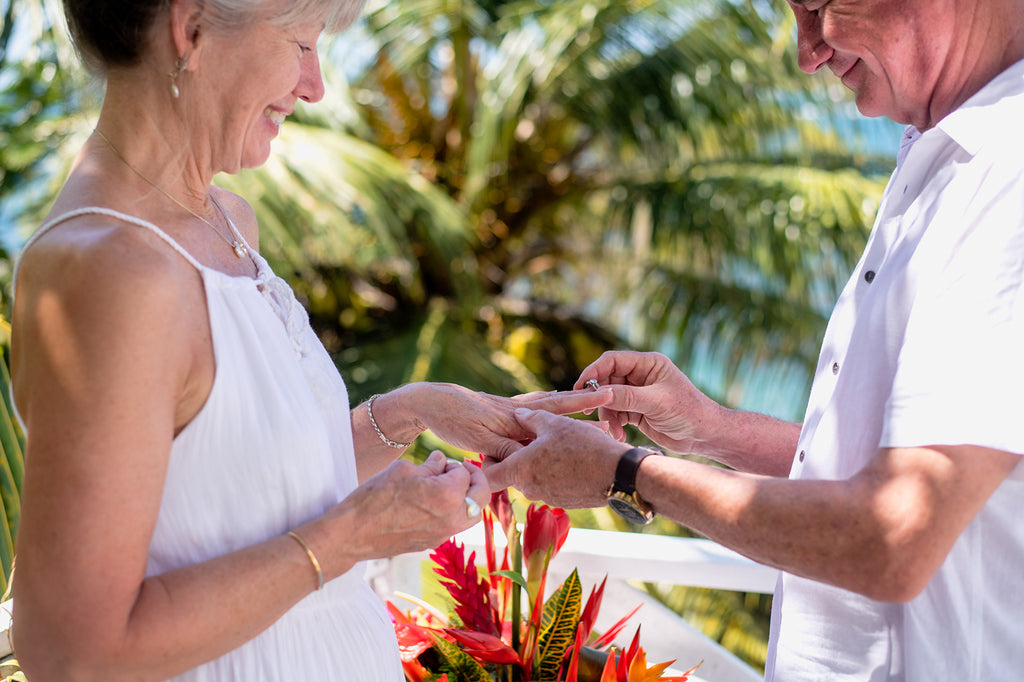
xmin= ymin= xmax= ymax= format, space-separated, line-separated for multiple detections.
xmin=195 ymin=14 xmax=326 ymax=172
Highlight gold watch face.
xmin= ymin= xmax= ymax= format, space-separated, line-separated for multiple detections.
xmin=607 ymin=491 xmax=655 ymax=525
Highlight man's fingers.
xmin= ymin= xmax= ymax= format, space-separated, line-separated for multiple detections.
xmin=480 ymin=457 xmax=513 ymax=492
xmin=513 ymin=406 xmax=550 ymax=434
xmin=597 ymin=406 xmax=628 ymax=441
xmin=486 ymin=436 xmax=525 ymax=462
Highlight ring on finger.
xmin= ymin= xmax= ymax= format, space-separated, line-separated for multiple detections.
xmin=465 ymin=496 xmax=481 ymax=518
xmin=585 ymin=379 xmax=600 ymax=391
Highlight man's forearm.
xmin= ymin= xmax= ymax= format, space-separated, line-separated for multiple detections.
xmin=698 ymin=407 xmax=801 ymax=476
xmin=633 ymin=443 xmax=1019 ymax=601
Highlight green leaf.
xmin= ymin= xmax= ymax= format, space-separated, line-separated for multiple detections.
xmin=492 ymin=570 xmax=529 ymax=591
xmin=536 ymin=569 xmax=583 ymax=680
xmin=0 ymin=348 xmax=21 ymax=593
xmin=0 ymin=349 xmax=24 ymax=495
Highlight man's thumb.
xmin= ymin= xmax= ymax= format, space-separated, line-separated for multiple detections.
xmin=513 ymin=407 xmax=548 ymax=433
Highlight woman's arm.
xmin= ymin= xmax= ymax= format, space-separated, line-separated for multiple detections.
xmin=350 ymin=383 xmax=615 ymax=481
xmin=10 ymin=225 xmax=486 ymax=681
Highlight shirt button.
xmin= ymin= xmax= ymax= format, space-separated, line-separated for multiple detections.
xmin=799 ymin=450 xmax=806 ymax=462
xmin=864 ymin=270 xmax=876 ymax=283
xmin=832 ymin=362 xmax=840 ymax=375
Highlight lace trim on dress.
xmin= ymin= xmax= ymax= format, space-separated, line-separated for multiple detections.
xmin=252 ymin=265 xmax=315 ymax=358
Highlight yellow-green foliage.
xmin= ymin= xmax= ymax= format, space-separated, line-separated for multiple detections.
xmin=536 ymin=568 xmax=583 ymax=679
xmin=0 ymin=330 xmax=24 ymax=598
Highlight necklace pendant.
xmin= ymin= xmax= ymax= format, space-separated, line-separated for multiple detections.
xmin=232 ymin=240 xmax=248 ymax=259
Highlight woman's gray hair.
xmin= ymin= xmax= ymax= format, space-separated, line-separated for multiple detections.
xmin=206 ymin=0 xmax=364 ymax=35
xmin=63 ymin=0 xmax=363 ymax=73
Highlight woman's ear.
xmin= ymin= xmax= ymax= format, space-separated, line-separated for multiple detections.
xmin=169 ymin=0 xmax=207 ymax=69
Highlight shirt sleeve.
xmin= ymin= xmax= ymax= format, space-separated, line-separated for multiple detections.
xmin=881 ymin=161 xmax=1024 ymax=456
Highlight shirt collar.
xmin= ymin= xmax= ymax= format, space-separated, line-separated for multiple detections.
xmin=896 ymin=126 xmax=922 ymax=170
xmin=930 ymin=57 xmax=1024 ymax=157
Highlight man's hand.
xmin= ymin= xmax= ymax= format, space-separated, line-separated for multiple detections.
xmin=575 ymin=351 xmax=723 ymax=452
xmin=482 ymin=408 xmax=628 ymax=509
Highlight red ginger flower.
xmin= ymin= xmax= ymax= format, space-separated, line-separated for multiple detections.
xmin=523 ymin=504 xmax=570 ymax=564
xmin=431 ymin=538 xmax=500 ymax=637
xmin=490 ymin=488 xmax=516 ymax=541
xmin=523 ymin=504 xmax=571 ymax=604
xmin=388 ymin=500 xmax=700 ymax=682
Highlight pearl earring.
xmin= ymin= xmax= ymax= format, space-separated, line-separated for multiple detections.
xmin=168 ymin=55 xmax=188 ymax=98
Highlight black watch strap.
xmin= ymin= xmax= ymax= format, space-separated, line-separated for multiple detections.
xmin=613 ymin=446 xmax=660 ymax=495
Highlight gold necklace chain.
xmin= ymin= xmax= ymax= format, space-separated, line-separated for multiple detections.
xmin=93 ymin=128 xmax=250 ymax=260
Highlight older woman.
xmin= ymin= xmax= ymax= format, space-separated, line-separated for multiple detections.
xmin=8 ymin=0 xmax=607 ymax=679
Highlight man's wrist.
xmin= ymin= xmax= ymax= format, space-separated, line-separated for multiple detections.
xmin=606 ymin=446 xmax=663 ymax=525
xmin=702 ymin=405 xmax=802 ymax=474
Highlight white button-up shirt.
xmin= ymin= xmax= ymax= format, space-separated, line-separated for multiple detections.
xmin=766 ymin=59 xmax=1024 ymax=681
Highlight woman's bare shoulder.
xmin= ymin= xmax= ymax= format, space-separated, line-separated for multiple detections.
xmin=12 ymin=212 xmax=205 ymax=418
xmin=17 ymin=210 xmax=197 ymax=305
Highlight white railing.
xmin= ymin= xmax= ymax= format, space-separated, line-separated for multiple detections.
xmin=370 ymin=527 xmax=778 ymax=682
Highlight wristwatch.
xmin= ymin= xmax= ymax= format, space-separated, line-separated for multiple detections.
xmin=606 ymin=446 xmax=663 ymax=525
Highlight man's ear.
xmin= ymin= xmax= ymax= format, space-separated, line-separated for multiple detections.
xmin=169 ymin=0 xmax=207 ymax=69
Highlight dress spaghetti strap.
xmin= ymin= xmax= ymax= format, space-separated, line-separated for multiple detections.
xmin=32 ymin=207 xmax=203 ymax=268
xmin=8 ymin=208 xmax=212 ymax=432
xmin=12 ymin=207 xmax=207 ymax=300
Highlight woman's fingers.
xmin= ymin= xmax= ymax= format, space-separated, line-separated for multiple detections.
xmin=513 ymin=388 xmax=612 ymax=415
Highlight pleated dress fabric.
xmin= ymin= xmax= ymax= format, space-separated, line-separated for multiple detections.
xmin=19 ymin=208 xmax=403 ymax=681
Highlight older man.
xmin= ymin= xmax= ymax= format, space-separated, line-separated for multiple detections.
xmin=484 ymin=0 xmax=1024 ymax=679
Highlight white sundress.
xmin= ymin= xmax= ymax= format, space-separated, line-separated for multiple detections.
xmin=15 ymin=208 xmax=403 ymax=681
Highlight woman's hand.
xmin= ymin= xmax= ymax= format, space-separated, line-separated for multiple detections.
xmin=573 ymin=351 xmax=723 ymax=455
xmin=363 ymin=383 xmax=613 ymax=465
xmin=317 ymin=451 xmax=490 ymax=573
xmin=424 ymin=383 xmax=616 ymax=460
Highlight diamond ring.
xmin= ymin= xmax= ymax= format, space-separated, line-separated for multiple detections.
xmin=585 ymin=379 xmax=600 ymax=391
xmin=465 ymin=497 xmax=481 ymax=518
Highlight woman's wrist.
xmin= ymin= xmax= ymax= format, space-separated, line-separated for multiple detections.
xmin=363 ymin=385 xmax=429 ymax=449
xmin=367 ymin=393 xmax=414 ymax=448
xmin=285 ymin=530 xmax=324 ymax=591
xmin=289 ymin=505 xmax=362 ymax=588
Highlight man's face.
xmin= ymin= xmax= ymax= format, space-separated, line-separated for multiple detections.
xmin=787 ymin=0 xmax=956 ymax=127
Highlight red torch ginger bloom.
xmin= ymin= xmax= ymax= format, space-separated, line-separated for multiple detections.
xmin=523 ymin=504 xmax=570 ymax=564
xmin=522 ymin=504 xmax=572 ymax=618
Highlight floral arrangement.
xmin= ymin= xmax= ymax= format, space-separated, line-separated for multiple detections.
xmin=388 ymin=490 xmax=701 ymax=682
